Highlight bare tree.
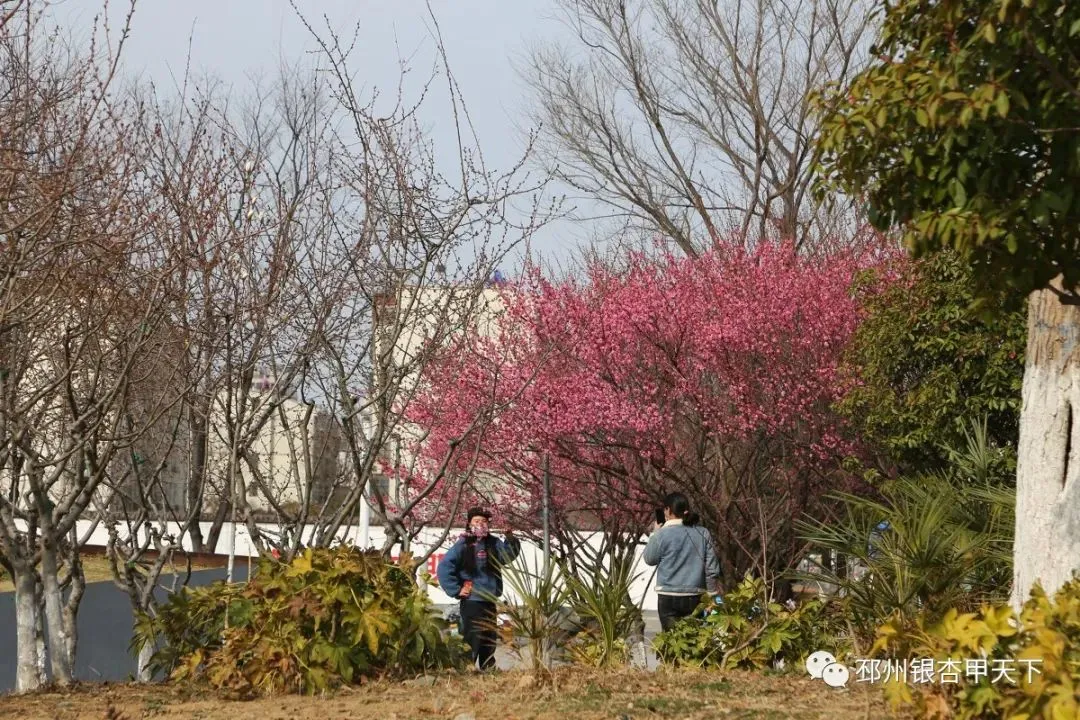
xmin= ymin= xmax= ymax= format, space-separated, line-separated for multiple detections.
xmin=208 ymin=4 xmax=558 ymax=561
xmin=109 ymin=64 xmax=341 ymax=556
xmin=0 ymin=0 xmax=553 ymax=690
xmin=525 ymin=0 xmax=874 ymax=255
xmin=93 ymin=72 xmax=243 ymax=680
xmin=0 ymin=0 xmax=186 ymax=691
xmin=103 ymin=14 xmax=555 ymax=665
xmin=95 ymin=310 xmax=197 ymax=681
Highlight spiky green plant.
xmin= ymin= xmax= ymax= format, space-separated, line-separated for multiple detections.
xmin=495 ymin=553 xmax=572 ymax=682
xmin=560 ymin=539 xmax=645 ymax=668
xmin=797 ymin=416 xmax=1015 ymax=634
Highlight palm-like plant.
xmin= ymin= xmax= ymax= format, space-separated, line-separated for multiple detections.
xmin=796 ymin=416 xmax=1014 ymax=632
xmin=495 ymin=553 xmax=572 ymax=682
xmin=560 ymin=539 xmax=645 ymax=668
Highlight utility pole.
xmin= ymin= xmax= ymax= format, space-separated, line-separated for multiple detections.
xmin=225 ymin=319 xmax=237 ymax=584
xmin=542 ymin=453 xmax=551 ymax=578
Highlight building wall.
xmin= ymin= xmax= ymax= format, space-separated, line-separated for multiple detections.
xmin=70 ymin=517 xmax=667 ymax=611
xmin=371 ymin=283 xmax=508 ymax=492
xmin=202 ymin=391 xmax=346 ymax=516
xmin=3 ymin=282 xmax=506 ymax=525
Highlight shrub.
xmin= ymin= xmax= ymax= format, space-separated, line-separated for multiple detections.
xmin=837 ymin=249 xmax=1025 ymax=475
xmin=497 ymin=542 xmax=647 ymax=676
xmin=797 ymin=417 xmax=1014 ymax=635
xmin=562 ymin=543 xmax=645 ymax=669
xmin=653 ymin=575 xmax=851 ymax=671
xmin=133 ymin=546 xmax=466 ymax=695
xmin=497 ymin=553 xmax=572 ymax=681
xmin=872 ymin=575 xmax=1080 ymax=719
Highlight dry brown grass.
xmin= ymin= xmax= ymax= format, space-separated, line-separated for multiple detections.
xmin=0 ymin=667 xmax=910 ymax=720
xmin=0 ymin=553 xmax=218 ymax=593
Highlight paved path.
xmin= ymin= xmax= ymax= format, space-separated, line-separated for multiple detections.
xmin=0 ymin=567 xmax=249 ymax=693
xmin=1 ymin=577 xmax=662 ymax=693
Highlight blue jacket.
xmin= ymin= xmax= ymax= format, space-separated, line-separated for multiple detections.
xmin=643 ymin=520 xmax=721 ymax=595
xmin=437 ymin=533 xmax=521 ymax=602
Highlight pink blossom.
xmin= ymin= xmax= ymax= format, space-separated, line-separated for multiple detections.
xmin=398 ymin=233 xmax=900 ymax=529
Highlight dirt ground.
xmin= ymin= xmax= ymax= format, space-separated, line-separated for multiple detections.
xmin=0 ymin=667 xmax=907 ymax=720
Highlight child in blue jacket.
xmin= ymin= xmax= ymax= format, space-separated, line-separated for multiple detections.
xmin=437 ymin=507 xmax=521 ymax=670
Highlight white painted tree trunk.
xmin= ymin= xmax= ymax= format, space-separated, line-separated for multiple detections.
xmin=14 ymin=570 xmax=45 ymax=693
xmin=1011 ymin=281 xmax=1080 ymax=610
xmin=137 ymin=640 xmax=155 ymax=682
xmin=40 ymin=545 xmax=73 ymax=685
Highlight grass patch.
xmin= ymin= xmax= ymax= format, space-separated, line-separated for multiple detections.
xmin=557 ymin=681 xmax=614 ymax=712
xmin=0 ymin=667 xmax=909 ymax=719
xmin=631 ymin=695 xmax=707 ymax=714
xmin=0 ymin=553 xmax=218 ymax=593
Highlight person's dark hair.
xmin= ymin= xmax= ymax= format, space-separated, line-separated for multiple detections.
xmin=663 ymin=492 xmax=700 ymax=527
xmin=466 ymin=506 xmax=491 ymax=525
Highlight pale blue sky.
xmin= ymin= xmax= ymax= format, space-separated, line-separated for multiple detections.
xmin=52 ymin=0 xmax=587 ymax=264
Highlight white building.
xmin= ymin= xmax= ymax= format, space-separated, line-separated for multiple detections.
xmin=368 ymin=281 xmax=509 ymax=501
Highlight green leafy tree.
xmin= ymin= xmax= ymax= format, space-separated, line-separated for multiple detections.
xmin=841 ymin=250 xmax=1026 ymax=475
xmin=815 ymin=0 xmax=1080 ymax=609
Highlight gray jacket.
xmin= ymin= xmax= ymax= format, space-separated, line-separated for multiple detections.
xmin=643 ymin=520 xmax=721 ymax=595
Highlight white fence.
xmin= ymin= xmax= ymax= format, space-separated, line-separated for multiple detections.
xmin=74 ymin=520 xmax=665 ymax=611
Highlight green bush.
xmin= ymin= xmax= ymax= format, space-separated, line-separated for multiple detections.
xmin=652 ymin=575 xmax=851 ymax=671
xmin=134 ymin=546 xmax=466 ymax=695
xmin=837 ymin=249 xmax=1025 ymax=475
xmin=497 ymin=553 xmax=572 ymax=681
xmin=562 ymin=543 xmax=644 ymax=669
xmin=798 ymin=417 xmax=1014 ymax=635
xmin=871 ymin=575 xmax=1080 ymax=719
xmin=498 ymin=541 xmax=647 ymax=676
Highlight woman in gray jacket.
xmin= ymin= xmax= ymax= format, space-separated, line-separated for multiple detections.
xmin=643 ymin=492 xmax=722 ymax=631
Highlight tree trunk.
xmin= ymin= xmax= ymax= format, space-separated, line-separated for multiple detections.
xmin=204 ymin=497 xmax=230 ymax=553
xmin=61 ymin=554 xmax=84 ymax=676
xmin=187 ymin=406 xmax=208 ymax=553
xmin=1011 ymin=280 xmax=1080 ymax=610
xmin=40 ymin=544 xmax=73 ymax=685
xmin=137 ymin=639 xmax=155 ymax=682
xmin=14 ymin=569 xmax=45 ymax=692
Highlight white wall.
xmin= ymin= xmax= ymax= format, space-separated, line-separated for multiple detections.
xmin=73 ymin=519 xmax=663 ymax=610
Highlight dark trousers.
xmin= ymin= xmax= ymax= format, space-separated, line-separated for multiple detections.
xmin=460 ymin=599 xmax=498 ymax=670
xmin=657 ymin=594 xmax=701 ymax=632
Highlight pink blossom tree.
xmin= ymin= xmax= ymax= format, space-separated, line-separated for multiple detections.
xmin=403 ymin=235 xmax=897 ymax=595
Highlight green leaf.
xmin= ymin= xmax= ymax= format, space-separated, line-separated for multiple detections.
xmin=995 ymin=92 xmax=1009 ymax=118
xmin=142 ymin=546 xmax=467 ymax=691
xmin=813 ymin=0 xmax=1080 ymax=300
xmin=951 ymin=179 xmax=968 ymax=206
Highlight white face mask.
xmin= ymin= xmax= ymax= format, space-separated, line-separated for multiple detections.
xmin=470 ymin=523 xmax=489 ymax=538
